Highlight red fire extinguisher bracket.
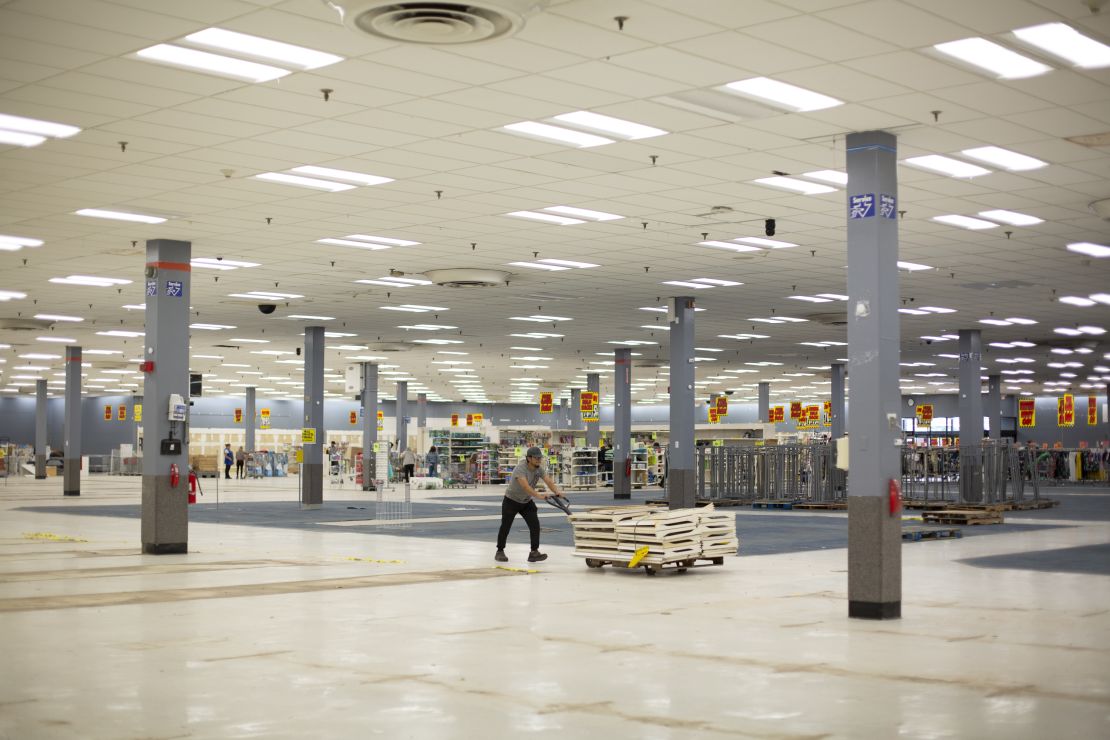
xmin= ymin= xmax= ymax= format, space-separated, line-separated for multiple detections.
xmin=169 ymin=463 xmax=180 ymax=489
xmin=888 ymin=479 xmax=901 ymax=516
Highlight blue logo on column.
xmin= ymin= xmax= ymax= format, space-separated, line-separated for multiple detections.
xmin=146 ymin=280 xmax=157 ymax=297
xmin=880 ymin=194 xmax=896 ymax=219
xmin=849 ymin=194 xmax=875 ymax=219
xmin=165 ymin=280 xmax=183 ymax=297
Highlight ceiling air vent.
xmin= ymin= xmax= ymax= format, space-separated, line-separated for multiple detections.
xmin=424 ymin=268 xmax=510 ymax=288
xmin=0 ymin=318 xmax=54 ymax=331
xmin=325 ymin=0 xmax=547 ymax=44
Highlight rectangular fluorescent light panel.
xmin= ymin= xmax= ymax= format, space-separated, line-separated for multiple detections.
xmin=191 ymin=258 xmax=259 ymax=270
xmin=698 ymin=240 xmax=762 ymax=253
xmin=1066 ymin=242 xmax=1110 ymax=258
xmin=290 ymin=166 xmax=392 ymax=185
xmin=317 ymin=238 xmax=390 ymax=250
xmin=552 ymin=111 xmax=667 ymax=140
xmin=903 ymin=155 xmax=990 ymax=178
xmin=50 ymin=275 xmax=132 ymax=287
xmin=932 ymin=214 xmax=998 ymax=230
xmin=184 ymin=28 xmax=343 ymax=70
xmin=75 ymin=208 xmax=166 ymax=224
xmin=977 ymin=209 xmax=1042 ymax=226
xmin=723 ymin=77 xmax=843 ymax=112
xmin=502 ymin=121 xmax=613 ymax=148
xmin=0 ymin=130 xmax=46 ymax=147
xmin=933 ymin=37 xmax=1052 ymax=79
xmin=506 ymin=211 xmax=585 ymax=225
xmin=733 ymin=237 xmax=797 ymax=249
xmin=253 ymin=172 xmax=355 ymax=191
xmin=662 ymin=281 xmax=713 ymax=289
xmin=752 ymin=176 xmax=837 ymax=195
xmin=542 ymin=206 xmax=623 ymax=221
xmin=287 ymin=314 xmax=335 ymax=320
xmin=538 ymin=259 xmax=598 ymax=269
xmin=34 ymin=314 xmax=83 ymax=322
xmin=1013 ymin=22 xmax=1110 ymax=69
xmin=960 ymin=146 xmax=1046 ymax=171
xmin=689 ymin=278 xmax=741 ymax=287
xmin=136 ymin=44 xmax=291 ymax=82
xmin=898 ymin=261 xmax=934 ymax=271
xmin=802 ymin=170 xmax=848 ymax=185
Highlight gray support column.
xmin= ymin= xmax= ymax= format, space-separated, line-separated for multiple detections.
xmin=958 ymin=329 xmax=984 ymax=503
xmin=571 ymin=389 xmax=584 ymax=431
xmin=831 ymin=363 xmax=846 ymax=440
xmin=141 ymin=239 xmax=191 ymax=554
xmin=668 ymin=297 xmax=696 ymax=509
xmin=586 ymin=373 xmax=600 ymax=447
xmin=417 ymin=392 xmax=427 ymax=431
xmin=301 ymin=326 xmax=324 ymax=509
xmin=758 ymin=382 xmax=770 ymax=424
xmin=34 ymin=379 xmax=47 ymax=479
xmin=244 ymin=386 xmax=256 ymax=453
xmin=845 ymin=130 xmax=902 ymax=620
xmin=557 ymin=398 xmax=568 ymax=431
xmin=361 ymin=363 xmax=378 ymax=491
xmin=985 ymin=374 xmax=1001 ymax=441
xmin=613 ymin=348 xmax=632 ymax=500
xmin=63 ymin=346 xmax=82 ymax=495
xmin=396 ymin=381 xmax=408 ymax=451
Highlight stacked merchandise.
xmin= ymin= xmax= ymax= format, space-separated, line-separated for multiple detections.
xmin=569 ymin=504 xmax=738 ymax=565
xmin=189 ymin=453 xmax=219 ymax=477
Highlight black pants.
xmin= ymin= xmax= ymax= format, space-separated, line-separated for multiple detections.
xmin=403 ymin=464 xmax=414 ymax=481
xmin=236 ymin=460 xmax=244 ymax=478
xmin=224 ymin=463 xmax=232 ymax=479
xmin=497 ymin=497 xmax=540 ymax=551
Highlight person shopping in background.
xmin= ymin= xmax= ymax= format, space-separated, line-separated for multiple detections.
xmin=495 ymin=447 xmax=569 ymax=563
xmin=401 ymin=445 xmax=416 ymax=482
xmin=223 ymin=443 xmax=234 ymax=480
xmin=426 ymin=445 xmax=439 ymax=478
xmin=235 ymin=446 xmax=245 ymax=479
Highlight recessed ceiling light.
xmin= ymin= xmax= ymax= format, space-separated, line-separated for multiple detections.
xmin=502 ymin=121 xmax=613 ymax=148
xmin=316 ymin=238 xmax=390 ymax=250
xmin=903 ymin=155 xmax=990 ymax=178
xmin=0 ymin=234 xmax=44 ymax=252
xmin=506 ymin=211 xmax=585 ymax=225
xmin=897 ymin=261 xmax=934 ymax=271
xmin=190 ymin=323 xmax=235 ymax=330
xmin=817 ymin=293 xmax=849 ymax=301
xmin=1005 ymin=317 xmax=1037 ymax=325
xmin=662 ymin=280 xmax=713 ymax=289
xmin=1090 ymin=293 xmax=1110 ymax=305
xmin=136 ymin=43 xmax=291 ymax=82
xmin=542 ymin=206 xmax=623 ymax=221
xmin=191 ymin=258 xmax=260 ymax=270
xmin=552 ymin=111 xmax=667 ymax=140
xmin=1066 ymin=242 xmax=1110 ymax=258
xmin=50 ymin=275 xmax=133 ymax=287
xmin=0 ymin=112 xmax=81 ymax=141
xmin=379 ymin=305 xmax=446 ymax=313
xmin=752 ymin=176 xmax=837 ymax=195
xmin=1077 ymin=326 xmax=1106 ymax=335
xmin=0 ymin=130 xmax=46 ymax=147
xmin=183 ymin=27 xmax=342 ymax=70
xmin=34 ymin=314 xmax=82 ymax=322
xmin=287 ymin=314 xmax=335 ymax=320
xmin=932 ymin=214 xmax=998 ymax=230
xmin=96 ymin=330 xmax=144 ymax=338
xmin=961 ymin=146 xmax=1047 ymax=172
xmin=802 ymin=169 xmax=848 ymax=185
xmin=788 ymin=295 xmax=833 ymax=303
xmin=229 ymin=337 xmax=269 ymax=344
xmin=697 ymin=240 xmax=762 ymax=253
xmin=723 ymin=77 xmax=843 ymax=112
xmin=253 ymin=172 xmax=356 ymax=192
xmin=733 ymin=236 xmax=798 ymax=249
xmin=228 ymin=291 xmax=302 ymax=300
xmin=74 ymin=208 xmax=166 ymax=224
xmin=1012 ymin=22 xmax=1110 ymax=69
xmin=689 ymin=278 xmax=741 ymax=286
xmin=977 ymin=209 xmax=1043 ymax=226
xmin=933 ymin=37 xmax=1052 ymax=79
xmin=920 ymin=306 xmax=956 ymax=314
xmin=508 ymin=261 xmax=567 ymax=271
xmin=290 ymin=166 xmax=392 ymax=185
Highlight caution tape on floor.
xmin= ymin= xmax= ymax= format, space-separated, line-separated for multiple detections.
xmin=346 ymin=556 xmax=405 ymax=564
xmin=493 ymin=566 xmax=538 ymax=574
xmin=22 ymin=532 xmax=87 ymax=543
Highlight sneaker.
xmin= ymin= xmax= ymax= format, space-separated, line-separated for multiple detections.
xmin=527 ymin=550 xmax=548 ymax=562
xmin=494 ymin=550 xmax=508 ymax=562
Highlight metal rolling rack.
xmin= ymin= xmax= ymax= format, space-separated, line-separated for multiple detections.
xmin=570 ymin=447 xmax=598 ymax=490
xmin=696 ymin=442 xmax=844 ymax=503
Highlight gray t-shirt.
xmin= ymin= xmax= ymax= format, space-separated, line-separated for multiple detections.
xmin=505 ymin=459 xmax=545 ymax=504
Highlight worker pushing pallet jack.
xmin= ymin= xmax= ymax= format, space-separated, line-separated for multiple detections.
xmin=494 ymin=446 xmax=570 ymax=564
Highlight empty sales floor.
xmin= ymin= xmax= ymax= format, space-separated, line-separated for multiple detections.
xmin=1 ymin=477 xmax=1108 ymax=740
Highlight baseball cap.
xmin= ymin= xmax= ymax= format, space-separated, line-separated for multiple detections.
xmin=526 ymin=446 xmax=543 ymax=459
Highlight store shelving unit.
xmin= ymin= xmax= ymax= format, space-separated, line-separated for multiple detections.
xmin=571 ymin=447 xmax=599 ymax=490
xmin=630 ymin=447 xmax=649 ymax=489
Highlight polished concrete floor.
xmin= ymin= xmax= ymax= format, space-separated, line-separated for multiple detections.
xmin=1 ymin=475 xmax=1108 ymax=739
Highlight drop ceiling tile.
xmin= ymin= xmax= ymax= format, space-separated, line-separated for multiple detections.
xmin=214 ymin=6 xmax=385 ymax=58
xmin=445 ymin=38 xmax=587 ymax=73
xmin=817 ymin=0 xmax=973 ymax=48
xmin=1006 ymin=107 xmax=1110 ymax=138
xmin=174 ymin=97 xmax=318 ymax=129
xmin=744 ymin=14 xmax=898 ymax=62
xmin=80 ymin=57 xmax=244 ymax=96
xmin=609 ymin=47 xmax=751 ymax=88
xmin=941 ymin=117 xmax=1051 ymax=146
xmin=383 ymin=98 xmax=514 ymax=130
xmin=244 ymin=129 xmax=375 ymax=157
xmin=338 ymin=108 xmax=471 ymax=138
xmin=842 ymin=51 xmax=983 ymax=90
xmin=4 ymin=85 xmax=156 ymax=119
xmin=104 ymin=0 xmax=260 ymax=24
xmin=647 ymin=0 xmax=799 ymax=28
xmin=213 ymin=86 xmax=366 ymax=118
xmin=398 ymin=138 xmax=521 ymax=166
xmin=545 ymin=61 xmax=690 ymax=98
xmin=290 ymin=119 xmax=424 ymax=148
xmin=552 ymin=0 xmax=725 ymax=43
xmin=670 ymin=31 xmax=822 ymax=75
xmin=0 ymin=8 xmax=151 ymax=55
xmin=0 ymin=33 xmax=103 ymax=70
xmin=1010 ymin=70 xmax=1110 ymax=108
xmin=691 ymin=125 xmax=800 ymax=151
xmin=518 ymin=11 xmax=653 ymax=57
xmin=366 ymin=46 xmax=526 ymax=86
xmin=902 ymin=0 xmax=1057 ymax=34
xmin=487 ymin=75 xmax=629 ymax=109
xmin=10 ymin=0 xmax=198 ymax=37
xmin=315 ymin=59 xmax=469 ymax=97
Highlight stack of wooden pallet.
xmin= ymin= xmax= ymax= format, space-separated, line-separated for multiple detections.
xmin=569 ymin=504 xmax=738 ymax=565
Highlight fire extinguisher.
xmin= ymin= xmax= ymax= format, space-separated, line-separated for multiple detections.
xmin=888 ymin=478 xmax=901 ymax=516
xmin=188 ymin=469 xmax=198 ymax=505
xmin=625 ymin=457 xmax=632 ymax=478
xmin=170 ymin=463 xmax=180 ymax=489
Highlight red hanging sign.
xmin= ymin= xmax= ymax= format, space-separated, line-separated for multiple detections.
xmin=539 ymin=392 xmax=554 ymax=414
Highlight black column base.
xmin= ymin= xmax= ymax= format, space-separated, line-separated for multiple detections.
xmin=143 ymin=543 xmax=188 ymax=555
xmin=63 ymin=490 xmax=80 ymax=497
xmin=35 ymin=475 xmax=47 ymax=480
xmin=613 ymin=492 xmax=631 ymax=499
xmin=849 ymin=600 xmax=901 ymax=620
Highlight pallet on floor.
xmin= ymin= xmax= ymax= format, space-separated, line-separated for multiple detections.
xmin=901 ymin=500 xmax=956 ymax=510
xmin=792 ymin=501 xmax=848 ymax=510
xmin=922 ymin=509 xmax=1003 ymax=525
xmin=751 ymin=499 xmax=802 ymax=510
xmin=1007 ymin=498 xmax=1059 ymax=510
xmin=902 ymin=525 xmax=963 ymax=542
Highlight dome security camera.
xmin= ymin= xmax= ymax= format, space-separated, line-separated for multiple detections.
xmin=258 ymin=304 xmax=277 ymax=315
xmin=764 ymin=218 xmax=776 ymax=237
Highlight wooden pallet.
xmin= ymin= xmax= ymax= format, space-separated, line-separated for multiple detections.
xmin=645 ymin=498 xmax=750 ymax=507
xmin=1008 ymin=498 xmax=1060 ymax=510
xmin=901 ymin=500 xmax=956 ymax=510
xmin=902 ymin=525 xmax=963 ymax=542
xmin=922 ymin=509 xmax=1003 ymax=525
xmin=792 ymin=501 xmax=848 ymax=510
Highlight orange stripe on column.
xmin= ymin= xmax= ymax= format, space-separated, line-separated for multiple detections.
xmin=145 ymin=261 xmax=191 ymax=271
